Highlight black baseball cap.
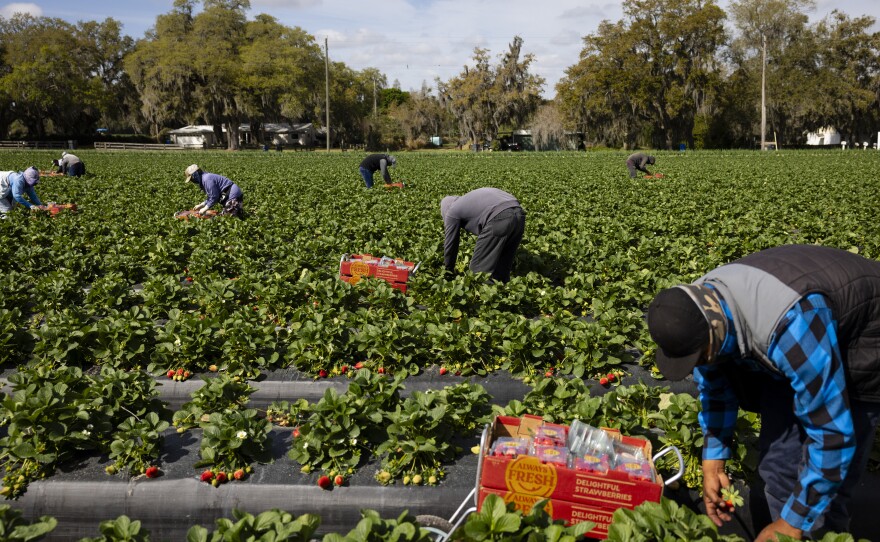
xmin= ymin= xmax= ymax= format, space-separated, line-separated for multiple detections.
xmin=647 ymin=286 xmax=710 ymax=381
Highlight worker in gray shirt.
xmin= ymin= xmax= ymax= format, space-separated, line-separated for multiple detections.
xmin=440 ymin=187 xmax=525 ymax=283
xmin=53 ymin=151 xmax=86 ymax=177
xmin=625 ymin=152 xmax=655 ymax=178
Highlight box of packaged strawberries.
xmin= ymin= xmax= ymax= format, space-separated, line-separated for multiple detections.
xmin=476 ymin=415 xmax=668 ymax=539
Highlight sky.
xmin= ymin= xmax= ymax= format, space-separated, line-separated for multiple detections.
xmin=2 ymin=0 xmax=879 ymax=98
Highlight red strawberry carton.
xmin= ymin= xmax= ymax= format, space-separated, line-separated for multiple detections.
xmin=490 ymin=437 xmax=531 ymax=458
xmin=40 ymin=202 xmax=77 ymax=216
xmin=533 ymin=444 xmax=568 ymax=466
xmin=533 ymin=424 xmax=567 ymax=447
xmin=571 ymin=451 xmax=611 ymax=475
xmin=478 ymin=415 xmax=664 ymax=512
xmin=339 ymin=253 xmax=419 ymax=292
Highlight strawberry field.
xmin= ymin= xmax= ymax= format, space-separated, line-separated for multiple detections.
xmin=1 ymin=148 xmax=880 ymax=540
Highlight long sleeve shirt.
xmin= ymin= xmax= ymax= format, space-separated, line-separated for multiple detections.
xmin=359 ymin=154 xmax=393 ymax=183
xmin=441 ymin=187 xmax=520 ymax=271
xmin=196 ymin=172 xmax=237 ymax=210
xmin=694 ymin=292 xmax=854 ymax=532
xmin=1 ymin=172 xmax=42 ymax=208
xmin=626 ymin=153 xmax=652 ymax=172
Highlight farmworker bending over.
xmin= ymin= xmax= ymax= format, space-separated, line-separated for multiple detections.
xmin=440 ymin=187 xmax=525 ymax=283
xmin=358 ymin=153 xmax=396 ymax=188
xmin=646 ymin=244 xmax=880 ymax=542
xmin=625 ymin=152 xmax=655 ymax=178
xmin=53 ymin=151 xmax=86 ymax=177
xmin=0 ymin=167 xmax=43 ymax=218
xmin=184 ymin=164 xmax=243 ymax=217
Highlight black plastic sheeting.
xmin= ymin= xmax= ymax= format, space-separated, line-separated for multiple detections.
xmin=3 ymin=365 xmax=880 ymax=540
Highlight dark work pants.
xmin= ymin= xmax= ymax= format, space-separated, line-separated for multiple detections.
xmin=752 ymin=378 xmax=880 ymax=535
xmin=626 ymin=159 xmax=638 ymax=178
xmin=67 ymin=162 xmax=85 ymax=177
xmin=470 ymin=206 xmax=525 ymax=283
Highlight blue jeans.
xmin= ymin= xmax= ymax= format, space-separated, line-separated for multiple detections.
xmin=754 ymin=379 xmax=880 ymax=535
xmin=359 ymin=166 xmax=375 ymax=188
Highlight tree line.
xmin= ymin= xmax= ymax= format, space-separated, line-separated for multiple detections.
xmin=0 ymin=0 xmax=877 ymax=150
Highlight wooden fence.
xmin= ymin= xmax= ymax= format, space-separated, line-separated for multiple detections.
xmin=93 ymin=142 xmax=190 ymax=151
xmin=0 ymin=140 xmax=71 ymax=149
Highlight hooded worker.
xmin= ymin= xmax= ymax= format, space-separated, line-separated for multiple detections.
xmin=358 ymin=153 xmax=396 ymax=188
xmin=0 ymin=167 xmax=43 ymax=218
xmin=625 ymin=152 xmax=655 ymax=178
xmin=646 ymin=244 xmax=880 ymax=542
xmin=440 ymin=187 xmax=525 ymax=283
xmin=184 ymin=164 xmax=244 ymax=217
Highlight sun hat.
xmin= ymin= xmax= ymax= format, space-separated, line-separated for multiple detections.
xmin=23 ymin=167 xmax=40 ymax=186
xmin=185 ymin=164 xmax=200 ymax=183
xmin=646 ymin=285 xmax=714 ymax=381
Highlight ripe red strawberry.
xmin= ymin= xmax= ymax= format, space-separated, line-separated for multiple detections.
xmin=183 ymin=370 xmax=191 ymax=378
xmin=599 ymin=377 xmax=609 ymax=386
xmin=377 ymin=367 xmax=385 ymax=374
xmin=200 ymin=470 xmax=214 ymax=482
xmin=545 ymin=370 xmax=553 ymax=377
xmin=317 ymin=475 xmax=332 ymax=489
xmin=355 ymin=362 xmax=364 ymax=369
xmin=293 ymin=427 xmax=300 ymax=438
xmin=233 ymin=469 xmax=245 ymax=480
xmin=145 ymin=466 xmax=160 ymax=478
xmin=215 ymin=472 xmax=228 ymax=483
xmin=607 ymin=373 xmax=617 ymax=382
xmin=726 ymin=500 xmax=734 ymax=508
xmin=318 ymin=369 xmax=328 ymax=378
xmin=166 ymin=369 xmax=175 ymax=378
xmin=176 ymin=368 xmax=185 ymax=376
xmin=334 ymin=475 xmax=344 ymax=486
xmin=340 ymin=365 xmax=348 ymax=374
xmin=439 ymin=367 xmax=448 ymax=375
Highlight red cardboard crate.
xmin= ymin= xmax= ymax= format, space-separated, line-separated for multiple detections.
xmin=38 ymin=202 xmax=77 ymax=216
xmin=339 ymin=253 xmax=419 ymax=292
xmin=479 ymin=416 xmax=663 ymax=510
xmin=471 ymin=415 xmax=680 ymax=540
xmin=477 ymin=487 xmax=614 ymax=539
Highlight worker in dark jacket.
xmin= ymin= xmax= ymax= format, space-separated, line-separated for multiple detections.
xmin=440 ymin=187 xmax=525 ymax=283
xmin=184 ymin=164 xmax=243 ymax=217
xmin=646 ymin=244 xmax=880 ymax=542
xmin=625 ymin=152 xmax=655 ymax=178
xmin=53 ymin=151 xmax=86 ymax=177
xmin=358 ymin=153 xmax=396 ymax=188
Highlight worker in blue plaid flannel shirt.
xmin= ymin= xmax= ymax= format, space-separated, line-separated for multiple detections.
xmin=647 ymin=244 xmax=880 ymax=542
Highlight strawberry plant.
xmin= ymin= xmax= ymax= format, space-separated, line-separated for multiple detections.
xmin=194 ymin=409 xmax=272 ymax=476
xmin=376 ymin=384 xmax=491 ymax=484
xmin=606 ymin=498 xmax=744 ymax=541
xmin=0 ymin=504 xmax=57 ymax=541
xmin=172 ymin=374 xmax=255 ymax=431
xmin=186 ymin=508 xmax=320 ymax=541
xmin=79 ymin=515 xmax=150 ymax=542
xmin=461 ymin=493 xmax=594 ymax=542
xmin=107 ymin=413 xmax=170 ymax=476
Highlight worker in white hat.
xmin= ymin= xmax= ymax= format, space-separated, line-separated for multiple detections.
xmin=184 ymin=164 xmax=244 ymax=217
xmin=53 ymin=151 xmax=86 ymax=177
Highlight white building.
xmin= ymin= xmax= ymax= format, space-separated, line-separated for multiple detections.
xmin=806 ymin=127 xmax=841 ymax=146
xmin=168 ymin=125 xmax=217 ymax=148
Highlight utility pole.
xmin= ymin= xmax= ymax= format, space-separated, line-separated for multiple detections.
xmin=760 ymin=33 xmax=767 ymax=151
xmin=325 ymin=37 xmax=330 ymax=152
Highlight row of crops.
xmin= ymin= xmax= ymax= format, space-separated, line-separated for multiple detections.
xmin=2 ymin=148 xmax=879 ymax=538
